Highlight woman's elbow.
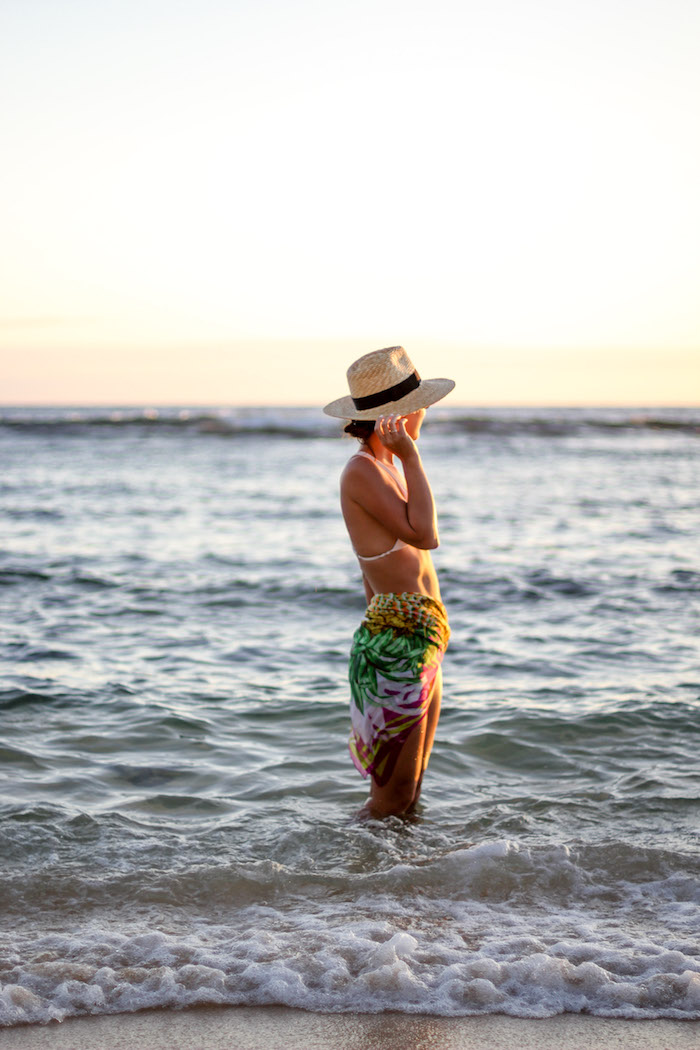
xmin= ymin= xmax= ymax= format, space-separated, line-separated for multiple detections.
xmin=405 ymin=519 xmax=439 ymax=549
xmin=414 ymin=532 xmax=439 ymax=550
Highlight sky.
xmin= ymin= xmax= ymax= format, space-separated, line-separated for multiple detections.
xmin=1 ymin=0 xmax=699 ymax=405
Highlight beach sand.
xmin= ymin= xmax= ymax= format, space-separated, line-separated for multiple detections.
xmin=1 ymin=1007 xmax=699 ymax=1050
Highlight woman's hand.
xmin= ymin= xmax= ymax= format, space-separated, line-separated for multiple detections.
xmin=376 ymin=414 xmax=417 ymax=461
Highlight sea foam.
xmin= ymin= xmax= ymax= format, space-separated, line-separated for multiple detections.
xmin=2 ymin=840 xmax=699 ymax=1026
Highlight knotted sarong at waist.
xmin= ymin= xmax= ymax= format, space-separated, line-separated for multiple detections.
xmin=348 ymin=592 xmax=450 ymax=787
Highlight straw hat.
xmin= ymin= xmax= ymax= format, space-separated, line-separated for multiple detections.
xmin=323 ymin=346 xmax=455 ymax=420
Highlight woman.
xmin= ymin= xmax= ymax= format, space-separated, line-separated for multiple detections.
xmin=324 ymin=347 xmax=455 ymax=817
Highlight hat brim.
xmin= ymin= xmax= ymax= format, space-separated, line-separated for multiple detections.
xmin=323 ymin=378 xmax=455 ymax=420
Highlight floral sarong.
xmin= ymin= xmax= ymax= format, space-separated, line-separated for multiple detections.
xmin=348 ymin=592 xmax=450 ymax=786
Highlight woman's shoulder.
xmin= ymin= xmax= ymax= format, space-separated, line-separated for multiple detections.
xmin=341 ymin=452 xmax=380 ymax=495
xmin=342 ymin=452 xmax=409 ymax=512
xmin=342 ymin=451 xmax=370 ymax=474
xmin=341 ymin=451 xmax=365 ymax=478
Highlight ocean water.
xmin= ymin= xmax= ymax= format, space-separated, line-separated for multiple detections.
xmin=0 ymin=404 xmax=699 ymax=1026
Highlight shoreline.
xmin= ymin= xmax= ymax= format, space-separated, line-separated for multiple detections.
xmin=1 ymin=1008 xmax=700 ymax=1050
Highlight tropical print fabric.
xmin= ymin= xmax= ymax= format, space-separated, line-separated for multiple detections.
xmin=348 ymin=592 xmax=450 ymax=786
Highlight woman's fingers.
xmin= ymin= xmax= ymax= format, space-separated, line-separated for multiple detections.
xmin=378 ymin=413 xmax=405 ymax=436
xmin=376 ymin=414 xmax=410 ymax=453
xmin=378 ymin=415 xmax=393 ymax=441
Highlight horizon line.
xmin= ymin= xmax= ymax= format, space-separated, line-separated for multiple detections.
xmin=2 ymin=400 xmax=700 ymax=410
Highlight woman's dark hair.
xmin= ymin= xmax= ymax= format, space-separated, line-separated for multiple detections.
xmin=344 ymin=419 xmax=375 ymax=440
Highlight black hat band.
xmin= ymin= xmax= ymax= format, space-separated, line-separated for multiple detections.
xmin=351 ymin=371 xmax=421 ymax=411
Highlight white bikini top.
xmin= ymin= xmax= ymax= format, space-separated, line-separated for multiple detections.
xmin=351 ymin=451 xmax=409 ymax=562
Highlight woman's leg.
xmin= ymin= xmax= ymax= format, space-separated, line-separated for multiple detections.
xmin=408 ymin=667 xmax=442 ymax=810
xmin=365 ymin=717 xmax=428 ymax=818
xmin=364 ymin=669 xmax=443 ymax=818
xmin=420 ymin=668 xmax=442 ymax=773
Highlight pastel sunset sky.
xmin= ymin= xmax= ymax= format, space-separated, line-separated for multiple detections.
xmin=1 ymin=0 xmax=699 ymax=405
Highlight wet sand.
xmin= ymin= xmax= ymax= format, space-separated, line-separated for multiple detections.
xmin=1 ymin=1007 xmax=699 ymax=1050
